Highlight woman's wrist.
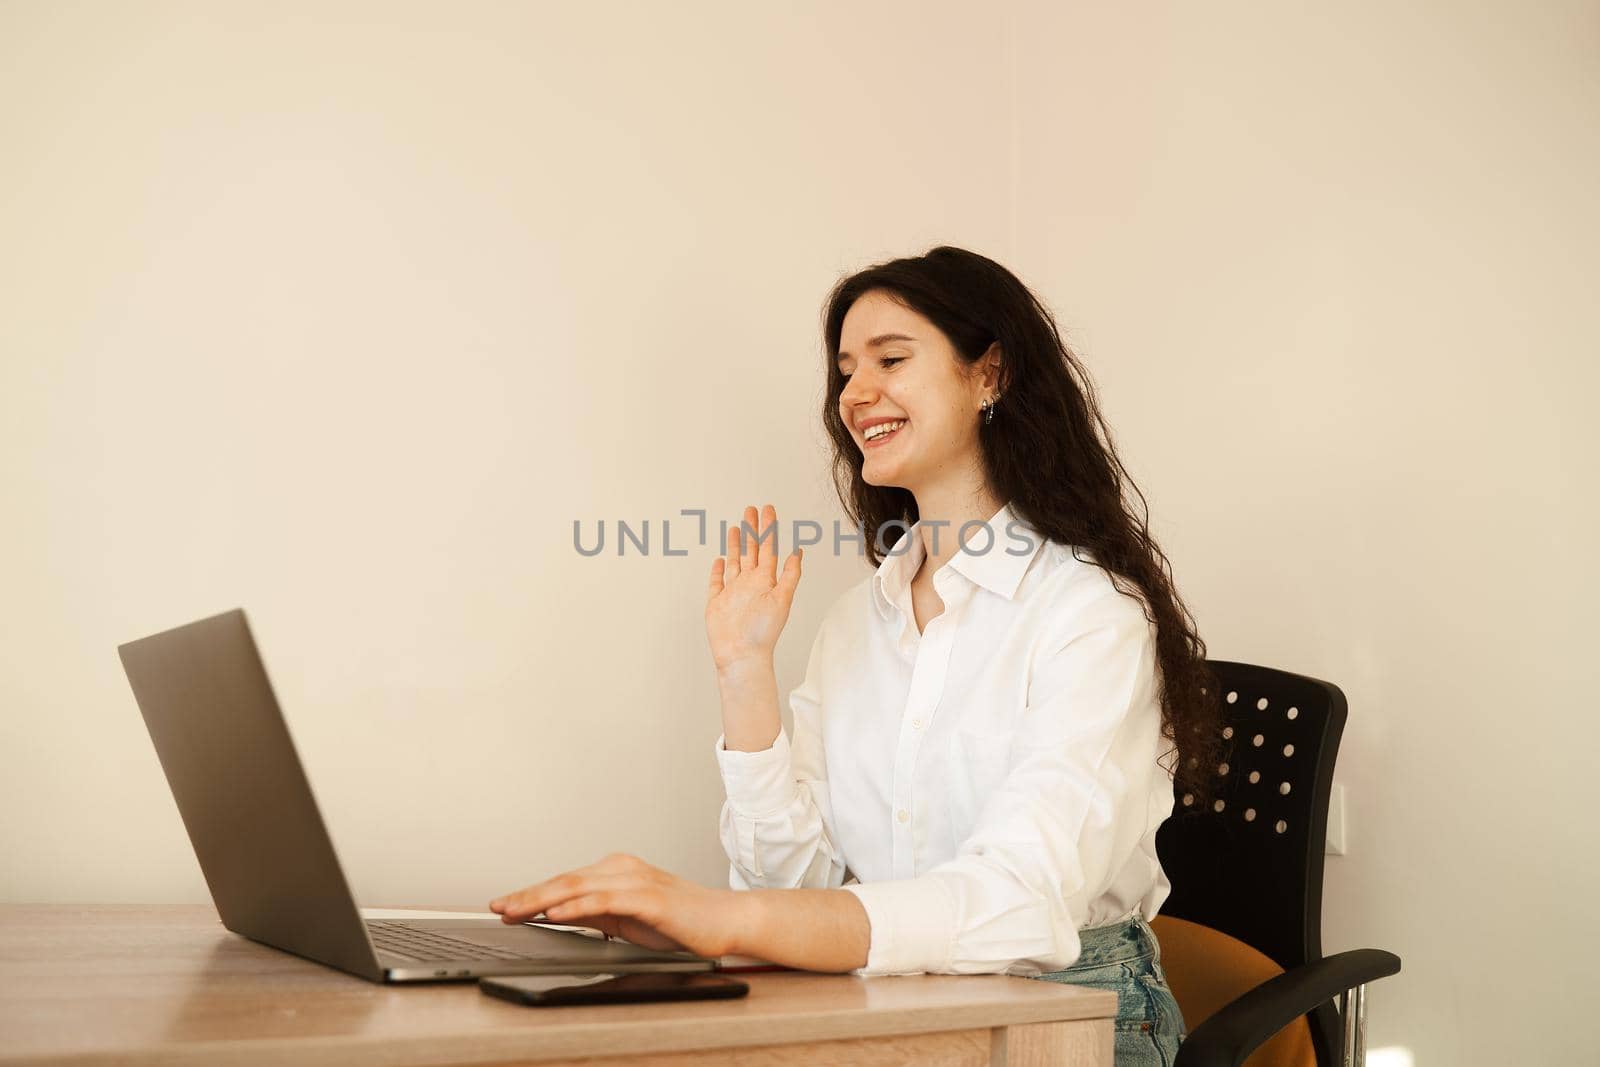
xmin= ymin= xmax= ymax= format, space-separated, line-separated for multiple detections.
xmin=716 ymin=655 xmax=782 ymax=752
xmin=725 ymin=889 xmax=872 ymax=972
xmin=728 ymin=887 xmax=769 ymax=958
xmin=715 ymin=653 xmax=774 ymax=683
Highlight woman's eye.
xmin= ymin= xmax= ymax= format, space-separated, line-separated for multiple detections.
xmin=840 ymin=356 xmax=904 ymax=380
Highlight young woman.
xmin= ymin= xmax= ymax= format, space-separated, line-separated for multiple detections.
xmin=491 ymin=246 xmax=1219 ymax=1066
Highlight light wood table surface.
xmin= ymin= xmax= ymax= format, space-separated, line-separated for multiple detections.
xmin=0 ymin=905 xmax=1116 ymax=1066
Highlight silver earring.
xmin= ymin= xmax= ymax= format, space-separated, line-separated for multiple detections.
xmin=983 ymin=393 xmax=1000 ymax=425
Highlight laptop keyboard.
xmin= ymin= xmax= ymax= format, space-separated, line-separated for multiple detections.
xmin=366 ymin=920 xmax=547 ymax=962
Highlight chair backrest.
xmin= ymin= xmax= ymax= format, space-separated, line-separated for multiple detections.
xmin=1154 ymin=660 xmax=1347 ymax=1066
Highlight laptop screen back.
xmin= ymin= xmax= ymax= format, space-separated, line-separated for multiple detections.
xmin=118 ymin=608 xmax=380 ymax=979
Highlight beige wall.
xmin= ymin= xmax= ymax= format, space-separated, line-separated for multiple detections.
xmin=1009 ymin=5 xmax=1599 ymax=1065
xmin=2 ymin=3 xmax=1594 ymax=1064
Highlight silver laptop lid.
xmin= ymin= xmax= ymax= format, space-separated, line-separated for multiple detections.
xmin=118 ymin=609 xmax=383 ymax=980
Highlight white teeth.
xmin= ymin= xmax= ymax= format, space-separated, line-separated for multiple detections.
xmin=864 ymin=420 xmax=906 ymax=441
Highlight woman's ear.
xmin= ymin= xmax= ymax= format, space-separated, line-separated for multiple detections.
xmin=980 ymin=341 xmax=1004 ymax=393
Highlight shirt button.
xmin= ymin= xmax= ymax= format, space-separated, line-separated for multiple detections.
xmin=896 ymin=809 xmax=909 ymax=824
xmin=911 ymin=719 xmax=923 ymax=730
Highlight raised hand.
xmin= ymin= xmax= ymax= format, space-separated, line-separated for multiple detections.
xmin=705 ymin=504 xmax=802 ymax=672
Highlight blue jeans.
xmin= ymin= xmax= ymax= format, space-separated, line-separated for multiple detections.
xmin=1031 ymin=915 xmax=1186 ymax=1066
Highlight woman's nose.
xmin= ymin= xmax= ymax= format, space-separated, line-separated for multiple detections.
xmin=840 ymin=372 xmax=874 ymax=406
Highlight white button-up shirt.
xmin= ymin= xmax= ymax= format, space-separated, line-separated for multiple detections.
xmin=714 ymin=502 xmax=1175 ymax=977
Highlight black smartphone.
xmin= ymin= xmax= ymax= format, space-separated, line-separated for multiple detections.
xmin=479 ymin=972 xmax=750 ymax=1007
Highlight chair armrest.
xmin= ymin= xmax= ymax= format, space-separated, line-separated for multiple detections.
xmin=1174 ymin=948 xmax=1401 ymax=1067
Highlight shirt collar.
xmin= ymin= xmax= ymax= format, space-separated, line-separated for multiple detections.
xmin=870 ymin=502 xmax=1047 ymax=621
xmin=870 ymin=519 xmax=925 ymax=622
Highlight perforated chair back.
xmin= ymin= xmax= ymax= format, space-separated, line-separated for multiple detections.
xmin=1155 ymin=660 xmax=1346 ymax=1066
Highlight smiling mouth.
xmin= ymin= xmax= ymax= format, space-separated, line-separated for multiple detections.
xmin=863 ymin=420 xmax=906 ymax=448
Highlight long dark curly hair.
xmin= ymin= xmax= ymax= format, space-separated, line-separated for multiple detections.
xmin=820 ymin=245 xmax=1221 ymax=802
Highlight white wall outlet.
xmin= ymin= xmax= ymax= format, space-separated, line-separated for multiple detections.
xmin=1326 ymin=783 xmax=1347 ymax=855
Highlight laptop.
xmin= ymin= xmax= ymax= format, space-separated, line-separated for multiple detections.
xmin=117 ymin=607 xmax=717 ymax=983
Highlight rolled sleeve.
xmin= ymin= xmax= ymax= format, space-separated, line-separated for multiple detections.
xmin=713 ymin=622 xmax=849 ymax=891
xmin=841 ymin=877 xmax=958 ymax=975
xmin=714 ymin=730 xmax=798 ymax=818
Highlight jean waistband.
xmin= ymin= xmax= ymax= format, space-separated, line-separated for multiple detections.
xmin=1071 ymin=913 xmax=1159 ymax=968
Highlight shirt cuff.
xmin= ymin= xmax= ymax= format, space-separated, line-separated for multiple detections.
xmin=713 ymin=729 xmax=798 ymax=817
xmin=842 ymin=877 xmax=959 ymax=976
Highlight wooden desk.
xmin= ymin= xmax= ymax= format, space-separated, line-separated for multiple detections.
xmin=0 ymin=906 xmax=1116 ymax=1066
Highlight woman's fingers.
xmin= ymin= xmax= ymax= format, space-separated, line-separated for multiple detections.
xmin=546 ymin=885 xmax=656 ymax=924
xmin=711 ymin=505 xmax=789 ymax=596
xmin=759 ymin=504 xmax=779 ymax=580
xmin=739 ymin=505 xmax=757 ymax=572
xmin=723 ymin=521 xmax=741 ymax=580
xmin=488 ymin=855 xmax=740 ymax=959
xmin=777 ymin=545 xmax=802 ymax=603
xmin=493 ymin=872 xmax=648 ymax=922
xmin=707 ymin=556 xmax=726 ymax=603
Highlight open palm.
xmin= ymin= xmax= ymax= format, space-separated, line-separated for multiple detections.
xmin=705 ymin=503 xmax=802 ymax=670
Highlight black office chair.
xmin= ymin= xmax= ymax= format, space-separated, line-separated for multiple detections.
xmin=1152 ymin=660 xmax=1401 ymax=1067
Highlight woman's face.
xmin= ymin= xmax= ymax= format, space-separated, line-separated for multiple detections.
xmin=836 ymin=290 xmax=994 ymax=493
